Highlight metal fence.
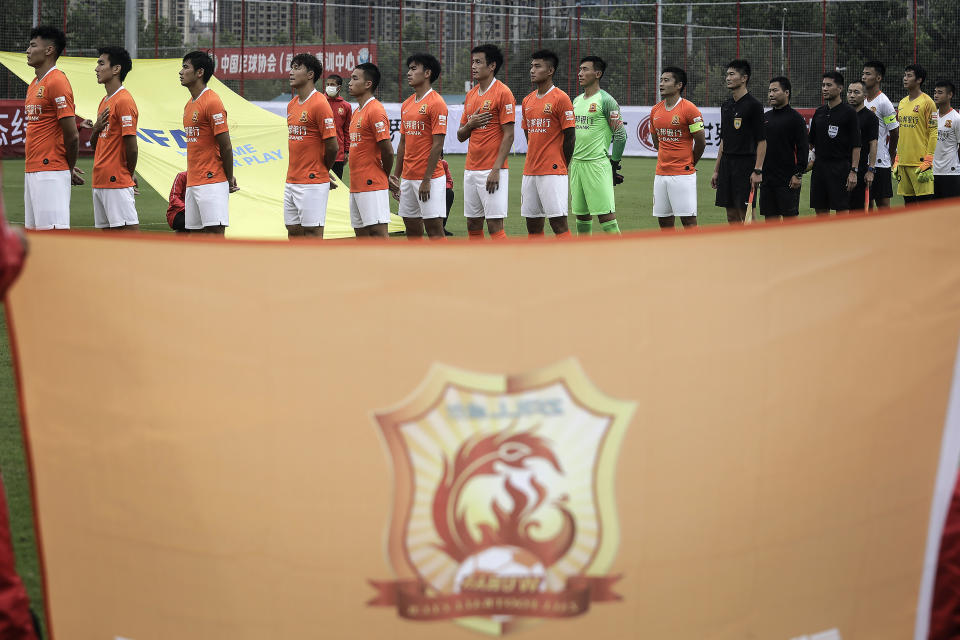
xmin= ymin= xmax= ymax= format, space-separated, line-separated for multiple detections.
xmin=2 ymin=0 xmax=958 ymax=108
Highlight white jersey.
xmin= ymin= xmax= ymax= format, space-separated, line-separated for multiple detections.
xmin=934 ymin=108 xmax=960 ymax=176
xmin=863 ymin=91 xmax=899 ymax=168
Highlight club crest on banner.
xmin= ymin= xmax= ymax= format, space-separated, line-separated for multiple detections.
xmin=369 ymin=360 xmax=633 ymax=636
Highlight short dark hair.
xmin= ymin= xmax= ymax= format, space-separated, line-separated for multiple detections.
xmin=291 ymin=53 xmax=322 ymax=83
xmin=531 ymin=49 xmax=560 ymax=73
xmin=580 ymin=56 xmax=607 ymax=80
xmin=97 ymin=46 xmax=132 ymax=81
xmin=471 ymin=44 xmax=504 ymax=76
xmin=905 ymin=63 xmax=927 ymax=85
xmin=182 ymin=50 xmax=215 ymax=84
xmin=406 ymin=53 xmax=442 ymax=83
xmin=30 ymin=26 xmax=66 ymax=58
xmin=863 ymin=60 xmax=886 ymax=79
xmin=662 ymin=66 xmax=687 ymax=92
xmin=848 ymin=80 xmax=865 ymax=90
xmin=727 ymin=59 xmax=751 ymax=82
xmin=823 ymin=70 xmax=844 ymax=86
xmin=935 ymin=79 xmax=956 ymax=96
xmin=769 ymin=76 xmax=791 ymax=96
xmin=356 ymin=62 xmax=380 ymax=92
xmin=327 ymin=74 xmax=343 ymax=86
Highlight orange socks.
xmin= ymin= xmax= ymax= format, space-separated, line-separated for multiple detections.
xmin=468 ymin=229 xmax=485 ymax=241
xmin=490 ymin=230 xmax=507 ymax=240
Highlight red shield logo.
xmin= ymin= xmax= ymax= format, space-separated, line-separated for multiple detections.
xmin=369 ymin=360 xmax=632 ymax=635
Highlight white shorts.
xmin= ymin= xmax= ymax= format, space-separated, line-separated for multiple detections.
xmin=653 ymin=173 xmax=698 ymax=217
xmin=284 ymin=182 xmax=330 ymax=228
xmin=349 ymin=189 xmax=391 ymax=228
xmin=398 ymin=176 xmax=446 ymax=219
xmin=520 ymin=174 xmax=568 ymax=218
xmin=24 ymin=170 xmax=70 ymax=230
xmin=93 ymin=187 xmax=138 ymax=228
xmin=463 ymin=169 xmax=509 ymax=218
xmin=185 ymin=181 xmax=230 ymax=229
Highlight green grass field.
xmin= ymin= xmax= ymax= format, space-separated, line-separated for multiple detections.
xmin=0 ymin=154 xmax=903 ymax=635
xmin=2 ymin=156 xmax=905 ymax=234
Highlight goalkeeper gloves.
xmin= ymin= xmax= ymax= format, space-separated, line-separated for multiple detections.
xmin=611 ymin=159 xmax=624 ymax=186
xmin=892 ymin=154 xmax=900 ymax=181
xmin=916 ymin=154 xmax=934 ymax=183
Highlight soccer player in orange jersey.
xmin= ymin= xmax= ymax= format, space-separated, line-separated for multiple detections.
xmin=347 ymin=63 xmax=394 ymax=238
xmin=520 ymin=50 xmax=575 ymax=238
xmin=24 ymin=26 xmax=80 ymax=230
xmin=390 ymin=53 xmax=448 ymax=240
xmin=650 ymin=67 xmax=706 ymax=229
xmin=286 ymin=53 xmax=338 ymax=239
xmin=456 ymin=44 xmax=515 ymax=240
xmin=88 ymin=46 xmax=139 ymax=231
xmin=179 ymin=51 xmax=237 ymax=234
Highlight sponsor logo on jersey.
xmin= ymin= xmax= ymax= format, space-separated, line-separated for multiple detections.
xmin=324 ymin=117 xmax=334 ymax=128
xmin=212 ymin=112 xmax=225 ymax=125
xmin=734 ymin=117 xmax=742 ymax=129
xmin=368 ymin=360 xmax=631 ymax=636
xmin=505 ymin=103 xmax=513 ymax=114
xmin=438 ymin=114 xmax=447 ymax=126
xmin=55 ymin=96 xmax=66 ymax=108
xmin=375 ymin=120 xmax=385 ymax=131
xmin=121 ymin=115 xmax=133 ymax=126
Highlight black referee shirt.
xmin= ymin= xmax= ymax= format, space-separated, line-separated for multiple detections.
xmin=854 ymin=106 xmax=879 ymax=173
xmin=762 ymin=105 xmax=809 ymax=185
xmin=720 ymin=92 xmax=765 ymax=156
xmin=809 ymin=102 xmax=861 ymax=163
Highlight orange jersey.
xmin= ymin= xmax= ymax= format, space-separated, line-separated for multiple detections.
xmin=461 ymin=79 xmax=516 ymax=171
xmin=521 ymin=86 xmax=575 ymax=176
xmin=183 ymin=88 xmax=230 ymax=187
xmin=399 ymin=89 xmax=448 ymax=180
xmin=651 ymin=98 xmax=704 ymax=175
xmin=24 ymin=67 xmax=76 ymax=173
xmin=286 ymin=90 xmax=337 ymax=184
xmin=348 ymin=97 xmax=392 ymax=193
xmin=93 ymin=87 xmax=138 ymax=188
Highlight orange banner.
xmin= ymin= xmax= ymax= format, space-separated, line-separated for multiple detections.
xmin=7 ymin=205 xmax=960 ymax=640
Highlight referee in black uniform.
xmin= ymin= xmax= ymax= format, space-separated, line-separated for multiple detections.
xmin=711 ymin=59 xmax=767 ymax=224
xmin=809 ymin=71 xmax=861 ymax=214
xmin=847 ymin=80 xmax=878 ymax=210
xmin=761 ymin=76 xmax=808 ymax=221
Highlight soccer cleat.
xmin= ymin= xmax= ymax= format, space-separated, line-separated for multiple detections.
xmin=611 ymin=159 xmax=624 ymax=186
xmin=916 ymin=154 xmax=934 ymax=183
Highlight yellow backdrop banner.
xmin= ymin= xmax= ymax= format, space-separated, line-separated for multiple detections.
xmin=8 ymin=210 xmax=960 ymax=639
xmin=0 ymin=52 xmax=404 ymax=239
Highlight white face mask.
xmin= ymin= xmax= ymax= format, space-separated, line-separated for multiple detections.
xmin=325 ymin=85 xmax=338 ymax=97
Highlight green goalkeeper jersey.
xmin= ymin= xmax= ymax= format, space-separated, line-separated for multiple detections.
xmin=572 ymin=89 xmax=627 ymax=162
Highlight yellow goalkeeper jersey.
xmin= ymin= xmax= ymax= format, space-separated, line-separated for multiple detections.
xmin=896 ymin=92 xmax=937 ymax=165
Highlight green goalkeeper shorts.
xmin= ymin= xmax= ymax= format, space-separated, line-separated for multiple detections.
xmin=570 ymin=159 xmax=616 ymax=216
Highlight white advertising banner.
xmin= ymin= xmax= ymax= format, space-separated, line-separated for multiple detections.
xmin=253 ymin=102 xmax=813 ymax=158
